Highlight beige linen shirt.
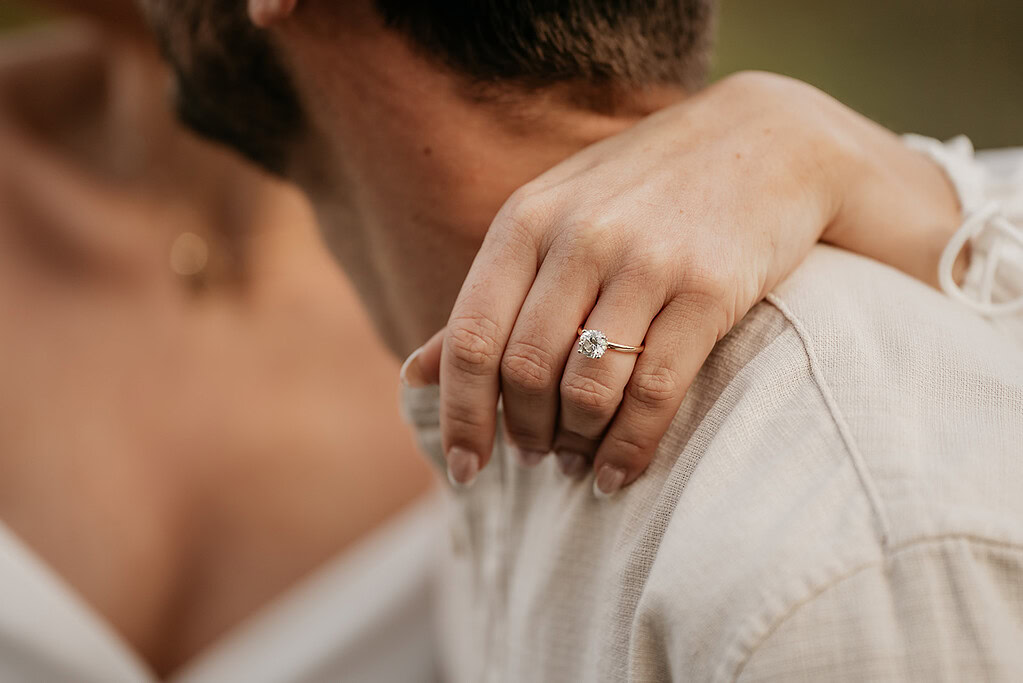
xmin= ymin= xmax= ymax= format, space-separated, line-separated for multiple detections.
xmin=402 ymin=142 xmax=1023 ymax=682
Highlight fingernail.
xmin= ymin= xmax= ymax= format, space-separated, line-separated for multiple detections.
xmin=556 ymin=451 xmax=588 ymax=479
xmin=447 ymin=447 xmax=480 ymax=488
xmin=593 ymin=464 xmax=626 ymax=499
xmin=399 ymin=346 xmax=428 ymax=388
xmin=514 ymin=448 xmax=548 ymax=468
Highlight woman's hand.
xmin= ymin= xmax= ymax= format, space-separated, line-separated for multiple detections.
xmin=406 ymin=72 xmax=962 ymax=495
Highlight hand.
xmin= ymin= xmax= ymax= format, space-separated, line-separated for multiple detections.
xmin=407 ymin=71 xmax=961 ymax=495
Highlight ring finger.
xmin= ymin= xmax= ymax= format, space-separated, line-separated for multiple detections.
xmin=554 ymin=282 xmax=661 ymax=475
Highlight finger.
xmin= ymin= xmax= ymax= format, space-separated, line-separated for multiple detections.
xmin=499 ymin=251 xmax=599 ymax=467
xmin=440 ymin=196 xmax=549 ymax=486
xmin=400 ymin=328 xmax=445 ymax=388
xmin=554 ymin=281 xmax=661 ymax=475
xmin=591 ymin=294 xmax=723 ymax=498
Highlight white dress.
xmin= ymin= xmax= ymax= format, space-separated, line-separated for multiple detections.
xmin=0 ymin=495 xmax=443 ymax=683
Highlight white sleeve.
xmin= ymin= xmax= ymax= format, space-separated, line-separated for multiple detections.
xmin=903 ymin=135 xmax=1023 ymax=328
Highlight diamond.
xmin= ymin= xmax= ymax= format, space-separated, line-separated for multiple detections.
xmin=577 ymin=329 xmax=608 ymax=359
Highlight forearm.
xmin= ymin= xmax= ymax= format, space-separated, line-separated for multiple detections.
xmin=819 ymin=99 xmax=967 ymax=288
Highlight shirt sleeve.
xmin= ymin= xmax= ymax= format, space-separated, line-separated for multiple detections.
xmin=736 ymin=536 xmax=1023 ymax=683
xmin=903 ymin=136 xmax=1023 ymax=331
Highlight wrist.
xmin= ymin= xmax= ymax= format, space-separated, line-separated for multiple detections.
xmin=821 ymin=112 xmax=964 ymax=288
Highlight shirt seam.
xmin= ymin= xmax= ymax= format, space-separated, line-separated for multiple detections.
xmin=726 ymin=533 xmax=1023 ymax=683
xmin=765 ymin=293 xmax=893 ymax=547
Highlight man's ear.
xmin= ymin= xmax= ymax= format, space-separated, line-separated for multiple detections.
xmin=248 ymin=0 xmax=299 ymax=28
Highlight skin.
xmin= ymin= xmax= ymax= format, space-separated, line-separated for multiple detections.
xmin=421 ymin=73 xmax=965 ymax=494
xmin=200 ymin=1 xmax=962 ymax=495
xmin=0 ymin=0 xmax=965 ymax=674
xmin=0 ymin=10 xmax=431 ymax=675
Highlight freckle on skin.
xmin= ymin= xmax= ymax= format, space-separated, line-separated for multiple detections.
xmin=423 ymin=146 xmax=432 ymax=156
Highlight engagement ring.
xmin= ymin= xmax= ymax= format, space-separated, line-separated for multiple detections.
xmin=576 ymin=327 xmax=645 ymax=359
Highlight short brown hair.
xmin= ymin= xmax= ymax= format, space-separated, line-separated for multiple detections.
xmin=139 ymin=0 xmax=716 ymax=175
xmin=375 ymin=1 xmax=716 ymax=91
xmin=141 ymin=0 xmax=304 ymax=175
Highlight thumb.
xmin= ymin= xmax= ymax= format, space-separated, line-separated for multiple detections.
xmin=400 ymin=328 xmax=445 ymax=387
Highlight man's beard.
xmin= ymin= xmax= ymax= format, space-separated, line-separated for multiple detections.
xmin=137 ymin=0 xmax=306 ymax=176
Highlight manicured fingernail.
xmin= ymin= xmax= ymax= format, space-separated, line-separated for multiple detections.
xmin=515 ymin=448 xmax=548 ymax=468
xmin=447 ymin=447 xmax=480 ymax=488
xmin=399 ymin=346 xmax=428 ymax=388
xmin=593 ymin=464 xmax=626 ymax=499
xmin=556 ymin=451 xmax=588 ymax=479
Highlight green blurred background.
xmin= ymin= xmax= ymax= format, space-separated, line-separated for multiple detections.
xmin=1 ymin=0 xmax=1020 ymax=148
xmin=0 ymin=2 xmax=37 ymax=30
xmin=713 ymin=0 xmax=1021 ymax=148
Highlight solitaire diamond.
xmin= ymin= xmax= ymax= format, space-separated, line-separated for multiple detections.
xmin=577 ymin=329 xmax=608 ymax=359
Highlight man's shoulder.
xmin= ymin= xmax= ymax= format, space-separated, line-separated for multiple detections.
xmin=631 ymin=246 xmax=1023 ymax=678
xmin=767 ymin=245 xmax=1023 ymax=543
xmin=772 ymin=243 xmax=1023 ymax=385
xmin=671 ymin=244 xmax=1023 ymax=554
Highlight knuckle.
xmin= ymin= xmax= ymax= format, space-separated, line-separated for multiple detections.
xmin=617 ymin=248 xmax=677 ymax=292
xmin=503 ymin=183 xmax=542 ymax=214
xmin=549 ymin=215 xmax=631 ymax=277
xmin=559 ymin=215 xmax=613 ymax=255
xmin=499 ymin=187 xmax=550 ymax=239
xmin=627 ymin=364 xmax=683 ymax=411
xmin=602 ymin=430 xmax=656 ymax=469
xmin=680 ymin=264 xmax=730 ymax=315
xmin=561 ymin=373 xmax=619 ymax=418
xmin=675 ymin=263 xmax=739 ymax=339
xmin=546 ymin=237 xmax=611 ymax=288
xmin=685 ymin=260 xmax=728 ymax=298
xmin=501 ymin=341 xmax=557 ymax=396
xmin=641 ymin=247 xmax=675 ymax=275
xmin=504 ymin=424 xmax=548 ymax=450
xmin=444 ymin=402 xmax=488 ymax=434
xmin=446 ymin=313 xmax=504 ymax=376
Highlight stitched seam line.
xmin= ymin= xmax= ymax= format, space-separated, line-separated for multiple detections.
xmin=608 ymin=307 xmax=793 ymax=680
xmin=765 ymin=293 xmax=892 ymax=546
xmin=727 ymin=533 xmax=1023 ymax=682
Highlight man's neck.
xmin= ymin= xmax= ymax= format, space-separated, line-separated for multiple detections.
xmin=304 ymin=113 xmax=632 ymax=356
xmin=289 ymin=32 xmax=683 ymax=355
